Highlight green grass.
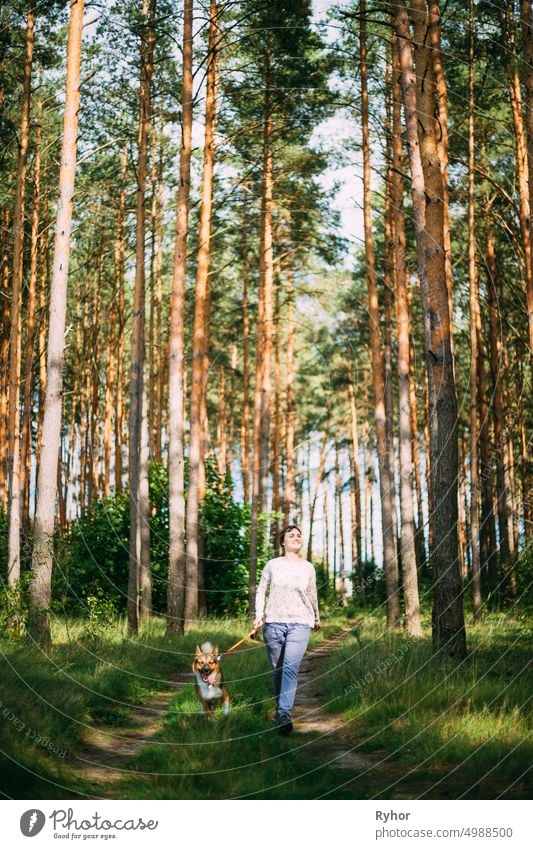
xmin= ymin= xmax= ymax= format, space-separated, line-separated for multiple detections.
xmin=0 ymin=615 xmax=346 ymax=799
xmin=316 ymin=611 xmax=532 ymax=798
xmin=0 ymin=611 xmax=530 ymax=799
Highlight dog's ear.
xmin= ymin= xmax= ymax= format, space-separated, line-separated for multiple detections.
xmin=213 ymin=645 xmax=219 ymax=657
xmin=195 ymin=645 xmax=202 ymax=657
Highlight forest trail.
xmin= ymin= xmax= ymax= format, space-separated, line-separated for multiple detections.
xmin=69 ymin=672 xmax=192 ymax=791
xmin=66 ymin=626 xmax=487 ymax=800
xmin=292 ymin=624 xmax=452 ymax=799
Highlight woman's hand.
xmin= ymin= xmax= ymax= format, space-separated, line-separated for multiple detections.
xmin=313 ymin=621 xmax=321 ymax=632
xmin=251 ymin=618 xmax=263 ymax=637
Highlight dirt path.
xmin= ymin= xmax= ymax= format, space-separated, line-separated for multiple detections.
xmin=292 ymin=625 xmax=449 ymax=799
xmin=68 ymin=671 xmax=195 ymax=791
xmin=66 ymin=625 xmax=444 ymax=799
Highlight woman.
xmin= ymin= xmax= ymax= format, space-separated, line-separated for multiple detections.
xmin=252 ymin=525 xmax=320 ymax=734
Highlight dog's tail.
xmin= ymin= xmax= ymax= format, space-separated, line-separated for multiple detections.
xmin=200 ymin=641 xmax=213 ymax=653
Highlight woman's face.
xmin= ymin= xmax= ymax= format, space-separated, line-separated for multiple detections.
xmin=283 ymin=527 xmax=302 ymax=554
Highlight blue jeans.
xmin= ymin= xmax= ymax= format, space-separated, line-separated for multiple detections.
xmin=263 ymin=622 xmax=311 ymax=719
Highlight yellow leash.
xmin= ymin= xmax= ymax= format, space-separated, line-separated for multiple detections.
xmin=218 ymin=628 xmax=259 ymax=659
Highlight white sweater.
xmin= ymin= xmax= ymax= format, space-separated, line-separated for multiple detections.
xmin=254 ymin=557 xmax=320 ymax=627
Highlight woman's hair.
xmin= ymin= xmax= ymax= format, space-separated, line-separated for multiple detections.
xmin=279 ymin=524 xmax=302 ymax=551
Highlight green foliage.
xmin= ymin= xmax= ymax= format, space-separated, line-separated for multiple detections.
xmin=54 ymin=461 xmax=257 ymax=618
xmin=201 ymin=462 xmax=250 ymax=616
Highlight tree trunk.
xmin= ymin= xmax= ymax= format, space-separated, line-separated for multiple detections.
xmin=484 ymin=207 xmax=514 ymax=588
xmin=360 ymin=0 xmax=400 ymax=627
xmin=394 ymin=0 xmax=466 ymax=656
xmin=468 ymin=0 xmax=482 ymax=623
xmin=348 ymin=378 xmax=362 ymax=575
xmin=284 ymin=265 xmax=296 ymax=522
xmin=0 ymin=210 xmax=10 ymax=508
xmin=241 ymin=189 xmax=251 ymax=503
xmin=29 ymin=0 xmax=84 ymax=646
xmin=184 ymin=0 xmax=219 ymax=626
xmin=391 ymin=32 xmax=422 ymax=636
xmin=249 ymin=48 xmax=274 ymax=611
xmin=20 ymin=98 xmax=42 ymax=530
xmin=7 ymin=0 xmax=35 ymax=585
xmin=114 ymin=150 xmax=127 ymax=494
xmin=128 ymin=0 xmax=156 ymax=634
xmin=306 ymin=428 xmax=328 ymax=563
xmin=519 ymin=0 xmax=533 ymax=354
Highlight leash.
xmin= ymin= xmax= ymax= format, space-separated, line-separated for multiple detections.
xmin=217 ymin=628 xmax=259 ymax=660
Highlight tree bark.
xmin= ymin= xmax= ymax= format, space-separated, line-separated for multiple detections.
xmin=394 ymin=0 xmax=466 ymax=656
xmin=249 ymin=47 xmax=274 ymax=611
xmin=360 ymin=0 xmax=400 ymax=627
xmin=128 ymin=0 xmax=156 ymax=634
xmin=468 ymin=0 xmax=482 ymax=623
xmin=241 ymin=189 xmax=251 ymax=503
xmin=29 ymin=0 xmax=84 ymax=646
xmin=391 ymin=32 xmax=422 ymax=636
xmin=20 ymin=97 xmax=42 ymax=530
xmin=184 ymin=0 xmax=219 ymax=626
xmin=7 ymin=0 xmax=35 ymax=585
xmin=519 ymin=0 xmax=533 ymax=354
xmin=484 ymin=206 xmax=514 ymax=587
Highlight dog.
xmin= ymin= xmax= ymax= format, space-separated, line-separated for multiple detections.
xmin=192 ymin=642 xmax=230 ymax=716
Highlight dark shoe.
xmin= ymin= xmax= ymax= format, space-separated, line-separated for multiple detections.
xmin=275 ymin=714 xmax=293 ymax=734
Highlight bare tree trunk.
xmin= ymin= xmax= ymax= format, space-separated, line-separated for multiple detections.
xmin=184 ymin=0 xmax=219 ymax=626
xmin=249 ymin=48 xmax=274 ymax=610
xmin=468 ymin=0 xmax=482 ymax=623
xmin=0 ymin=210 xmax=10 ymax=508
xmin=139 ymin=360 xmax=151 ymax=617
xmin=427 ymin=0 xmax=455 ymax=357
xmin=216 ymin=366 xmax=227 ymax=476
xmin=360 ymin=0 xmax=400 ymax=627
xmin=394 ymin=0 xmax=466 ymax=656
xmin=128 ymin=0 xmax=156 ymax=634
xmin=519 ymin=0 xmax=533 ymax=354
xmin=7 ymin=0 xmax=35 ymax=585
xmin=484 ymin=207 xmax=514 ymax=587
xmin=29 ymin=0 xmax=84 ymax=646
xmin=271 ymin=280 xmax=281 ymax=551
xmin=240 ymin=188 xmax=251 ymax=502
xmin=306 ymin=429 xmax=328 ymax=563
xmin=20 ymin=98 xmax=42 ymax=530
xmin=348 ymin=378 xmax=362 ymax=574
xmin=391 ymin=32 xmax=422 ymax=636
xmin=284 ymin=266 xmax=296 ymax=522
xmin=115 ymin=151 xmax=127 ymax=494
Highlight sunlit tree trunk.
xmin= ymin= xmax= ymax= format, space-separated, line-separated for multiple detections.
xmin=184 ymin=0 xmax=219 ymax=626
xmin=29 ymin=0 xmax=84 ymax=646
xmin=7 ymin=0 xmax=35 ymax=584
xmin=271 ymin=280 xmax=281 ymax=552
xmin=391 ymin=32 xmax=422 ymax=636
xmin=20 ymin=99 xmax=42 ymax=530
xmin=241 ymin=191 xmax=251 ymax=503
xmin=284 ymin=266 xmax=296 ymax=522
xmin=501 ymin=2 xmax=533 ymax=355
xmin=395 ymin=0 xmax=466 ymax=656
xmin=128 ymin=0 xmax=156 ymax=634
xmin=468 ymin=0 xmax=482 ymax=622
xmin=306 ymin=429 xmax=328 ymax=563
xmin=348 ymin=378 xmax=362 ymax=575
xmin=167 ymin=0 xmax=192 ymax=635
xmin=0 ymin=210 xmax=10 ymax=507
xmin=360 ymin=0 xmax=400 ymax=627
xmin=427 ymin=0 xmax=454 ymax=356
xmin=249 ymin=47 xmax=274 ymax=610
xmin=519 ymin=0 xmax=533 ymax=355
xmin=484 ymin=207 xmax=514 ymax=587
xmin=115 ymin=151 xmax=127 ymax=494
